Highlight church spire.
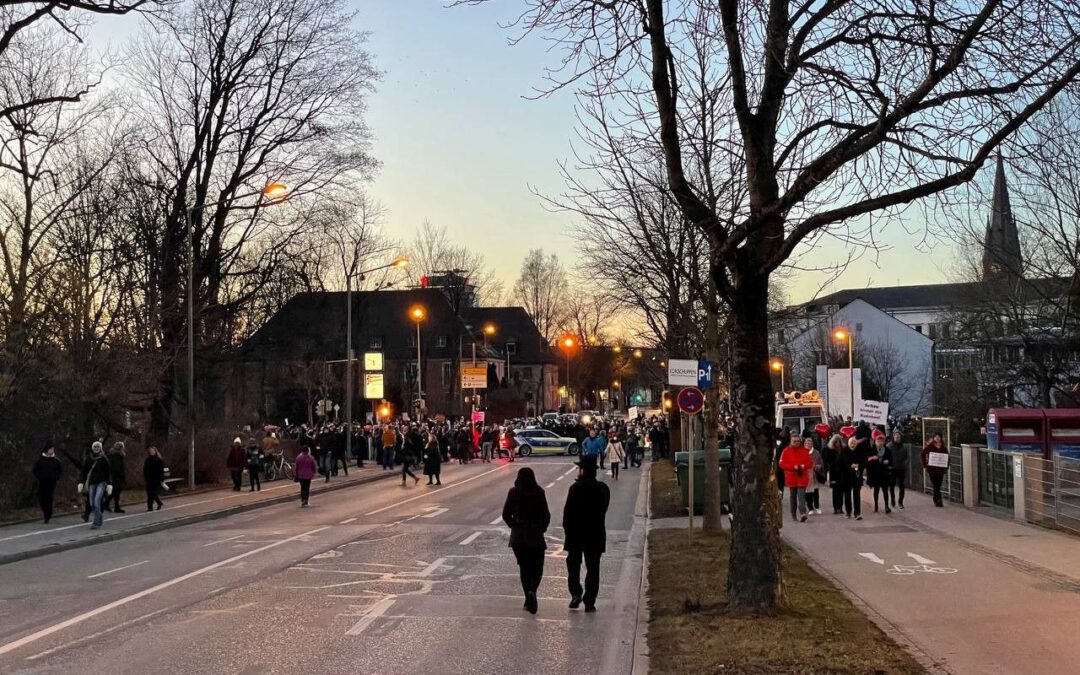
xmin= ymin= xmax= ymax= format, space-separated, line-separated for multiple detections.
xmin=982 ymin=154 xmax=1023 ymax=282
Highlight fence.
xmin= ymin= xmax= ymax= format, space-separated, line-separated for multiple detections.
xmin=1023 ymin=454 xmax=1080 ymax=536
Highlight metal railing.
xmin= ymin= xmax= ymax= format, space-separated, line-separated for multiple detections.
xmin=1023 ymin=454 xmax=1080 ymax=536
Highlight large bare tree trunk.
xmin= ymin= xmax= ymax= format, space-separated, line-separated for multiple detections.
xmin=726 ymin=270 xmax=783 ymax=609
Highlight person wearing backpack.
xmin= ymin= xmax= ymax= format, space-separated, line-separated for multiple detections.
xmin=245 ymin=440 xmax=262 ymax=492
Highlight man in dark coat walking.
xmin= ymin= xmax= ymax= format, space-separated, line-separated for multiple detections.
xmin=562 ymin=454 xmax=610 ymax=612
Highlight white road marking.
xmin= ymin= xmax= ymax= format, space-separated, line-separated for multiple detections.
xmin=859 ymin=552 xmax=886 ymax=565
xmin=418 ymin=557 xmax=446 ymax=578
xmin=459 ymin=531 xmax=482 ymax=546
xmin=563 ymin=467 xmax=577 ymax=476
xmin=0 ymin=526 xmax=329 ymax=657
xmin=907 ymin=552 xmax=937 ymax=565
xmin=344 ymin=597 xmax=396 ymax=635
xmin=25 ymin=606 xmax=172 ymax=661
xmin=86 ymin=560 xmax=150 ymax=579
xmin=363 ymin=465 xmax=509 ymax=516
xmin=339 ymin=517 xmax=357 ymax=524
xmin=544 ymin=482 xmax=556 ymax=489
xmin=555 ymin=475 xmax=565 ymax=481
xmin=421 ymin=507 xmax=448 ymax=518
xmin=201 ymin=534 xmax=244 ymax=547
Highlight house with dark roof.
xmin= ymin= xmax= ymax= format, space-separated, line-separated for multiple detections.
xmin=225 ymin=289 xmax=558 ymax=423
xmin=463 ymin=306 xmax=561 ymax=415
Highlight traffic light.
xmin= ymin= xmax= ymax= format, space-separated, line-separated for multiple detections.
xmin=377 ymin=402 xmax=392 ymax=419
xmin=662 ymin=391 xmax=673 ymax=411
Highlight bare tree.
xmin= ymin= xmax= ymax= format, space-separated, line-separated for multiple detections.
xmin=127 ymin=0 xmax=379 ymax=443
xmin=475 ymin=0 xmax=1080 ymax=610
xmin=512 ymin=249 xmax=568 ymax=342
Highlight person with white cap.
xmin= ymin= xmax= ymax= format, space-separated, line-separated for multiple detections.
xmin=226 ymin=437 xmax=246 ymax=491
xmin=79 ymin=441 xmax=112 ymax=529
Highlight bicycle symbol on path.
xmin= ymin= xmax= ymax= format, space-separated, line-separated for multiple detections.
xmin=859 ymin=552 xmax=958 ymax=575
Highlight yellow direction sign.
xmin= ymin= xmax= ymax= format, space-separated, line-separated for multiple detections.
xmin=461 ymin=366 xmax=487 ymax=389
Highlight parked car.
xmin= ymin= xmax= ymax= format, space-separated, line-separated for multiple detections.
xmin=508 ymin=428 xmax=581 ymax=457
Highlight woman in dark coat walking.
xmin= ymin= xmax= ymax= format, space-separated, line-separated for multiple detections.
xmin=866 ymin=433 xmax=894 ymax=513
xmin=143 ymin=446 xmax=166 ymax=511
xmin=423 ymin=433 xmax=443 ymax=486
xmin=32 ymin=443 xmax=63 ymax=523
xmin=502 ymin=467 xmax=551 ymax=614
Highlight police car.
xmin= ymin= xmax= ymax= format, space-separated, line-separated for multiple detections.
xmin=509 ymin=428 xmax=582 ymax=457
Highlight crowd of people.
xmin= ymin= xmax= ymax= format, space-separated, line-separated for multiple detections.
xmin=775 ymin=419 xmax=951 ymax=525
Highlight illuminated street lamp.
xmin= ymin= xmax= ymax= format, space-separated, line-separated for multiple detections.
xmin=770 ymin=358 xmax=785 ymax=393
xmin=186 ymin=181 xmax=288 ymax=490
xmin=633 ymin=348 xmax=643 ymax=359
xmin=409 ymin=305 xmax=426 ymax=415
xmin=560 ymin=335 xmax=577 ymax=411
xmin=832 ymin=327 xmax=855 ymax=420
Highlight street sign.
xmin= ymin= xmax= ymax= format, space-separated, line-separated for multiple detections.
xmin=364 ymin=373 xmax=384 ymax=400
xmin=364 ymin=352 xmax=383 ymax=371
xmin=461 ymin=366 xmax=487 ymax=389
xmin=677 ymin=387 xmax=705 ymax=415
xmin=668 ymin=359 xmax=698 ymax=386
xmin=697 ymin=360 xmax=714 ymax=389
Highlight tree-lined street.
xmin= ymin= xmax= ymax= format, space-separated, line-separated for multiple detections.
xmin=0 ymin=458 xmax=647 ymax=674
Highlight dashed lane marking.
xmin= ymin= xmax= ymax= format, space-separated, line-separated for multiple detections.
xmin=459 ymin=531 xmax=482 ymax=546
xmin=86 ymin=560 xmax=150 ymax=579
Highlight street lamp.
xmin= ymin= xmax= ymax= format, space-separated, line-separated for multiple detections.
xmin=344 ymin=256 xmax=409 ymax=463
xmin=770 ymin=358 xmax=785 ymax=394
xmin=832 ymin=327 xmax=854 ymax=420
xmin=633 ymin=348 xmax=643 ymax=359
xmin=186 ymin=181 xmax=287 ymax=490
xmin=409 ymin=305 xmax=426 ymax=416
xmin=560 ymin=335 xmax=576 ymax=411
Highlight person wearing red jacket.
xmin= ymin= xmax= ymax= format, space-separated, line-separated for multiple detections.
xmin=779 ymin=433 xmax=813 ymax=523
xmin=294 ymin=447 xmax=318 ymax=507
xmin=226 ymin=438 xmax=246 ymax=491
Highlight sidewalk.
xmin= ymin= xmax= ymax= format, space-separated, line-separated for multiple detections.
xmin=781 ymin=489 xmax=1080 ymax=674
xmin=0 ymin=466 xmax=395 ymax=565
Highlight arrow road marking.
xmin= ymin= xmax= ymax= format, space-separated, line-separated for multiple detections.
xmin=859 ymin=553 xmax=886 ymax=565
xmin=907 ymin=552 xmax=937 ymax=565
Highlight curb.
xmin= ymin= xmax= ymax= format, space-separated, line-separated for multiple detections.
xmin=0 ymin=472 xmax=396 ymax=566
xmin=631 ymin=463 xmax=652 ymax=675
xmin=783 ymin=537 xmax=954 ymax=675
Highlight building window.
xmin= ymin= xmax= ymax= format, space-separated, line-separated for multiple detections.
xmin=442 ymin=362 xmax=452 ymax=384
xmin=369 ymin=336 xmax=383 ymax=349
xmin=928 ymin=324 xmax=938 ymax=340
xmin=776 ymin=329 xmax=785 ymax=342
xmin=436 ymin=335 xmax=447 ymax=348
xmin=855 ymin=323 xmax=863 ymax=332
xmin=407 ymin=334 xmax=416 ymax=348
xmin=506 ymin=341 xmax=518 ymax=355
xmin=913 ymin=325 xmax=923 ymax=334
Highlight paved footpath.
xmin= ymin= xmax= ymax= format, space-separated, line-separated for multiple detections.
xmin=0 ymin=466 xmax=395 ymax=564
xmin=781 ymin=489 xmax=1080 ymax=675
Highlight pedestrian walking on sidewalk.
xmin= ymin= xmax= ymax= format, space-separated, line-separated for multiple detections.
xmin=106 ymin=442 xmax=127 ymax=513
xmin=423 ymin=433 xmax=443 ymax=486
xmin=245 ymin=440 xmax=262 ymax=492
xmin=32 ymin=443 xmax=62 ymax=524
xmin=227 ymin=438 xmax=245 ymax=491
xmin=779 ymin=433 xmax=811 ymax=522
xmin=295 ymin=447 xmax=317 ymax=506
xmin=502 ymin=467 xmax=551 ymax=615
xmin=921 ymin=432 xmax=949 ymax=507
xmin=867 ymin=432 xmax=894 ymax=514
xmin=563 ymin=454 xmax=610 ymax=613
xmin=839 ymin=436 xmax=866 ymax=520
xmin=888 ymin=430 xmax=908 ymax=509
xmin=803 ymin=437 xmax=824 ymax=515
xmin=825 ymin=434 xmax=846 ymax=514
xmin=79 ymin=442 xmax=111 ymax=529
xmin=143 ymin=446 xmax=166 ymax=511
xmin=606 ymin=435 xmax=625 ymax=481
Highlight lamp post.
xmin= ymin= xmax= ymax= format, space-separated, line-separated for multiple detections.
xmin=409 ymin=305 xmax=426 ymax=417
xmin=770 ymin=358 xmax=785 ymax=394
xmin=833 ymin=328 xmax=855 ymax=420
xmin=561 ymin=335 xmax=576 ymax=412
xmin=186 ymin=181 xmax=287 ymax=491
xmin=345 ymin=256 xmax=408 ymax=462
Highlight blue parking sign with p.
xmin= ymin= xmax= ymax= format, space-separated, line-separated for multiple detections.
xmin=697 ymin=360 xmax=713 ymax=389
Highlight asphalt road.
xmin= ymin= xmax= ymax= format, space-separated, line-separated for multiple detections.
xmin=0 ymin=457 xmax=647 ymax=674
